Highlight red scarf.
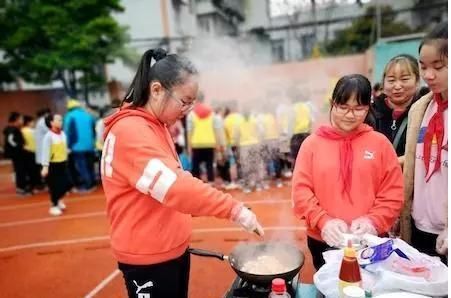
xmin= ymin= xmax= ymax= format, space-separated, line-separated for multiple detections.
xmin=423 ymin=93 xmax=448 ymax=182
xmin=385 ymin=98 xmax=406 ymax=120
xmin=51 ymin=127 xmax=62 ymax=134
xmin=316 ymin=124 xmax=373 ymax=202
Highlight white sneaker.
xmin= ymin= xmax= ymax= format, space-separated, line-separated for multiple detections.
xmin=224 ymin=182 xmax=239 ymax=190
xmin=276 ymin=180 xmax=283 ymax=188
xmin=243 ymin=187 xmax=252 ymax=194
xmin=283 ymin=170 xmax=293 ymax=178
xmin=49 ymin=206 xmax=62 ymax=216
xmin=58 ymin=200 xmax=66 ymax=210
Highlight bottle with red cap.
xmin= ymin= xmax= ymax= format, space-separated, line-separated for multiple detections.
xmin=269 ymin=278 xmax=291 ymax=297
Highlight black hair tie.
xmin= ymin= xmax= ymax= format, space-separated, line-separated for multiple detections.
xmin=152 ymin=48 xmax=167 ymax=61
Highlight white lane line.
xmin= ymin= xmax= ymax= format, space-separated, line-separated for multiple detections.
xmin=0 ymin=212 xmax=106 ymax=228
xmin=0 ymin=196 xmax=286 ymax=212
xmin=84 ymin=269 xmax=121 ymax=298
xmin=0 ymin=225 xmax=305 ymax=253
xmin=0 ymin=194 xmax=103 ymax=211
xmin=0 ymin=236 xmax=110 ymax=253
xmin=0 ymin=200 xmax=290 ymax=228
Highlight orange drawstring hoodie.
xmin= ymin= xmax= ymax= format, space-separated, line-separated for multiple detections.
xmin=292 ymin=124 xmax=404 ymax=242
xmin=101 ymin=107 xmax=241 ymax=265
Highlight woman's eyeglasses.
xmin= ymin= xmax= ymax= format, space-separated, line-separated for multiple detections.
xmin=166 ymin=89 xmax=196 ymax=112
xmin=333 ymin=104 xmax=368 ymax=117
xmin=171 ymin=96 xmax=196 ymax=112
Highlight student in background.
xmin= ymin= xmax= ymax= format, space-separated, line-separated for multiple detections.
xmin=170 ymin=119 xmax=191 ymax=171
xmin=292 ymin=74 xmax=404 ymax=270
xmin=400 ymin=22 xmax=448 ymax=264
xmin=35 ymin=108 xmax=50 ymax=168
xmin=169 ymin=119 xmax=185 ymax=155
xmin=64 ymin=99 xmax=96 ymax=191
xmin=236 ymin=108 xmax=264 ymax=193
xmin=371 ymin=82 xmax=383 ymax=104
xmin=258 ymin=103 xmax=283 ymax=188
xmin=223 ymin=103 xmax=243 ymax=187
xmin=214 ymin=106 xmax=238 ymax=190
xmin=289 ymin=96 xmax=313 ymax=162
xmin=187 ymin=92 xmax=218 ymax=183
xmin=22 ymin=115 xmax=44 ymax=192
xmin=41 ymin=114 xmax=71 ymax=216
xmin=275 ymin=100 xmax=293 ymax=177
xmin=3 ymin=112 xmax=29 ymax=196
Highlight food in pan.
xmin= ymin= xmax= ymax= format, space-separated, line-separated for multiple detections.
xmin=240 ymin=255 xmax=291 ymax=275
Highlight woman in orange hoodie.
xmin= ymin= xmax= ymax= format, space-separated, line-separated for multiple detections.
xmin=292 ymin=74 xmax=404 ymax=270
xmin=101 ymin=48 xmax=263 ymax=298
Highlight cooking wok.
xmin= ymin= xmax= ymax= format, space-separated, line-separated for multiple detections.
xmin=188 ymin=241 xmax=304 ymax=286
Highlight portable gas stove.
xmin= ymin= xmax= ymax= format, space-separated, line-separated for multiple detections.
xmin=224 ymin=274 xmax=299 ymax=298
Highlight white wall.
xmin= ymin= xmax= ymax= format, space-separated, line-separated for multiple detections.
xmin=114 ymin=0 xmax=164 ymax=39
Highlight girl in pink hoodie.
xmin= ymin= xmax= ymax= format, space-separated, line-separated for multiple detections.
xmin=400 ymin=22 xmax=448 ymax=264
xmin=101 ymin=48 xmax=263 ymax=298
xmin=292 ymin=74 xmax=404 ymax=270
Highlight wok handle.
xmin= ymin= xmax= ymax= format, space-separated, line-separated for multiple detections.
xmin=188 ymin=248 xmax=227 ymax=261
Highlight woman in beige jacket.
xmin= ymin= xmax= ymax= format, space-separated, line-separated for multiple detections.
xmin=400 ymin=22 xmax=448 ymax=264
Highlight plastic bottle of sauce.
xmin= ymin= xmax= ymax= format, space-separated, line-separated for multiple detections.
xmin=339 ymin=240 xmax=362 ymax=298
xmin=268 ymin=278 xmax=291 ymax=298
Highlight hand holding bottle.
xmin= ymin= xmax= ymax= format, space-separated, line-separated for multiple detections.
xmin=321 ymin=218 xmax=349 ymax=247
xmin=350 ymin=217 xmax=377 ymax=236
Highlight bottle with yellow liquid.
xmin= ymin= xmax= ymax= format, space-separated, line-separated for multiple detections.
xmin=338 ymin=240 xmax=362 ymax=298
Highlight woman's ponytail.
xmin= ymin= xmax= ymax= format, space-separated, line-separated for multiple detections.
xmin=122 ymin=47 xmax=196 ymax=108
xmin=123 ymin=49 xmax=156 ymax=105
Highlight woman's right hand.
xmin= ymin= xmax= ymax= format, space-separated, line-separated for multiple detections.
xmin=436 ymin=228 xmax=448 ymax=255
xmin=231 ymin=205 xmax=264 ymax=237
xmin=321 ymin=218 xmax=349 ymax=247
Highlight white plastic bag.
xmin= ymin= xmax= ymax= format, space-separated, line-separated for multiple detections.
xmin=365 ymin=238 xmax=447 ymax=297
xmin=313 ymin=235 xmax=448 ymax=297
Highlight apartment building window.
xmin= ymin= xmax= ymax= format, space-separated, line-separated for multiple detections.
xmin=301 ymin=33 xmax=315 ymax=58
xmin=271 ymin=39 xmax=285 ymax=62
xmin=198 ymin=15 xmax=211 ymax=33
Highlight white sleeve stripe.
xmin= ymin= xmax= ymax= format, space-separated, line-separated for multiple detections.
xmin=101 ymin=133 xmax=116 ymax=178
xmin=149 ymin=170 xmax=163 ymax=190
xmin=105 ymin=135 xmax=115 ymax=177
xmin=136 ymin=175 xmax=152 ymax=194
xmin=135 ymin=159 xmax=177 ymax=203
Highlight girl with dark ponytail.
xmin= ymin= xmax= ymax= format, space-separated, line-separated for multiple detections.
xmin=101 ymin=49 xmax=263 ymax=298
